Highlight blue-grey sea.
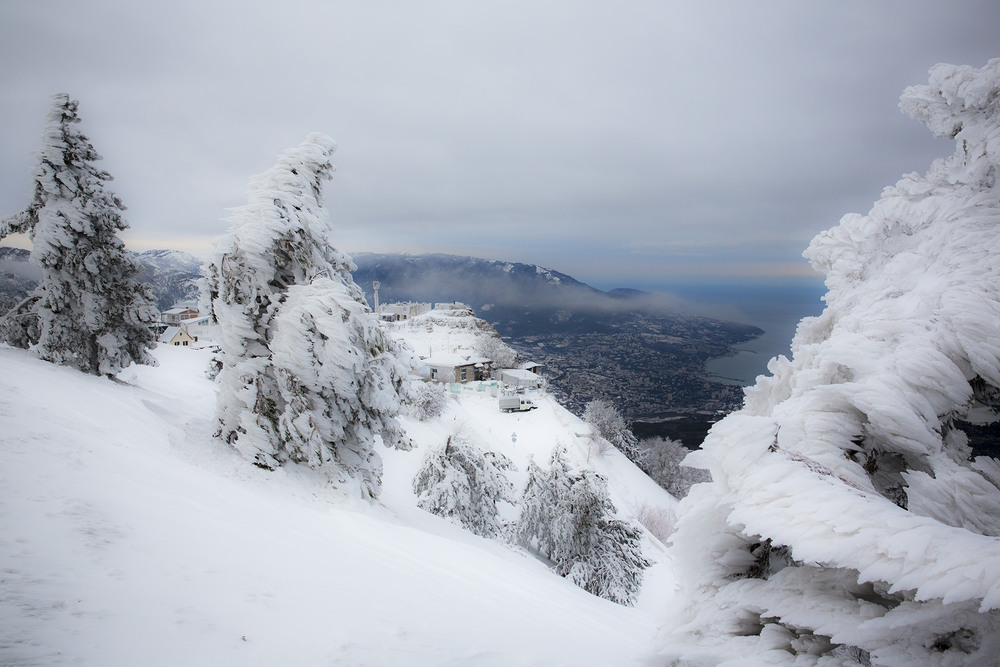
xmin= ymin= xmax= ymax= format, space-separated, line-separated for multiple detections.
xmin=650 ymin=279 xmax=828 ymax=387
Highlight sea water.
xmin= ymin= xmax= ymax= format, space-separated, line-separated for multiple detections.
xmin=654 ymin=279 xmax=828 ymax=387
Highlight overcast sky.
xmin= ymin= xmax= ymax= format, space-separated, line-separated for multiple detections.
xmin=1 ymin=1 xmax=997 ymax=289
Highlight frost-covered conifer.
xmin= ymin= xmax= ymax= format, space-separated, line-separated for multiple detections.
xmin=583 ymin=399 xmax=640 ymax=460
xmin=412 ymin=434 xmax=517 ymax=538
xmin=513 ymin=447 xmax=574 ymax=558
xmin=557 ymin=470 xmax=650 ymax=606
xmin=0 ymin=94 xmax=157 ymax=376
xmin=515 ymin=446 xmax=651 ymax=605
xmin=666 ymin=59 xmax=1000 ymax=665
xmin=205 ymin=134 xmax=411 ymax=493
xmin=270 ymin=278 xmax=412 ymax=496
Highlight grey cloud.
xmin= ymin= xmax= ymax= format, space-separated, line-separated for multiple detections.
xmin=1 ymin=0 xmax=997 ymax=285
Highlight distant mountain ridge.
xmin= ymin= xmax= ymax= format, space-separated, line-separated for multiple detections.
xmin=1 ymin=247 xmax=762 ymax=419
xmin=351 ymin=252 xmax=605 ymax=313
xmin=0 ymin=246 xmax=201 ymax=312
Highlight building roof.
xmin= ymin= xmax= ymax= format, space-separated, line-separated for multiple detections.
xmin=500 ymin=368 xmax=541 ymax=381
xmin=423 ymin=352 xmax=492 ymax=368
xmin=160 ymin=326 xmax=193 ymax=343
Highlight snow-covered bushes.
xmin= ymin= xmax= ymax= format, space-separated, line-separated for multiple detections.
xmin=515 ymin=446 xmax=651 ymax=605
xmin=665 ymin=59 xmax=1000 ymax=665
xmin=204 ymin=134 xmax=411 ymax=496
xmin=410 ymin=381 xmax=451 ymax=421
xmin=636 ymin=436 xmax=711 ymax=499
xmin=0 ymin=94 xmax=158 ymax=377
xmin=583 ymin=399 xmax=640 ymax=460
xmin=412 ymin=434 xmax=517 ymax=538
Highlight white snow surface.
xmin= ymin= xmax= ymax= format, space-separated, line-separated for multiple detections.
xmin=0 ymin=341 xmax=676 ymax=666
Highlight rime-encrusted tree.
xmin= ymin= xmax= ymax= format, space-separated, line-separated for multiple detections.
xmin=636 ymin=436 xmax=711 ymax=499
xmin=270 ymin=278 xmax=412 ymax=496
xmin=412 ymin=434 xmax=517 ymax=538
xmin=558 ymin=471 xmax=651 ymax=606
xmin=475 ymin=333 xmax=519 ymax=373
xmin=666 ymin=59 xmax=1000 ymax=665
xmin=204 ymin=134 xmax=411 ymax=494
xmin=515 ymin=446 xmax=651 ymax=605
xmin=583 ymin=399 xmax=640 ymax=460
xmin=0 ymin=94 xmax=157 ymax=376
xmin=410 ymin=381 xmax=450 ymax=421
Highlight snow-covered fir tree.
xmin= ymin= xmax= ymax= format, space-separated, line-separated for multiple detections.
xmin=583 ymin=398 xmax=640 ymax=460
xmin=515 ymin=445 xmax=651 ymax=605
xmin=270 ymin=278 xmax=412 ymax=496
xmin=204 ymin=134 xmax=411 ymax=494
xmin=412 ymin=433 xmax=517 ymax=538
xmin=665 ymin=59 xmax=1000 ymax=665
xmin=0 ymin=94 xmax=158 ymax=377
xmin=556 ymin=467 xmax=651 ymax=606
xmin=512 ymin=454 xmax=570 ymax=559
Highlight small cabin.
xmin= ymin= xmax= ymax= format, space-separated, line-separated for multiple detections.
xmin=159 ymin=326 xmax=196 ymax=347
xmin=420 ymin=352 xmax=493 ymax=383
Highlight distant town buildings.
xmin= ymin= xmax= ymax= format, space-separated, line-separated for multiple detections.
xmin=156 ymin=305 xmax=215 ymax=348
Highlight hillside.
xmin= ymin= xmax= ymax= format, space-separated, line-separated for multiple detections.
xmin=0 ymin=335 xmax=679 ymax=665
xmin=354 ymin=252 xmax=762 ymax=416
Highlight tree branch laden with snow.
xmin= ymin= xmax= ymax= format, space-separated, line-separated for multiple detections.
xmin=205 ymin=134 xmax=411 ymax=495
xmin=412 ymin=434 xmax=517 ymax=539
xmin=0 ymin=94 xmax=157 ymax=377
xmin=666 ymin=59 xmax=1000 ymax=665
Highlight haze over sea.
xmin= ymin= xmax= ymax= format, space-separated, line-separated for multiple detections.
xmin=639 ymin=279 xmax=828 ymax=388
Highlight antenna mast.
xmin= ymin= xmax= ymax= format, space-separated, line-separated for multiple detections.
xmin=372 ymin=280 xmax=381 ymax=314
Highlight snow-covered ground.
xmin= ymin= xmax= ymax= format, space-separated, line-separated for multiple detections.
xmin=0 ymin=341 xmax=678 ymax=666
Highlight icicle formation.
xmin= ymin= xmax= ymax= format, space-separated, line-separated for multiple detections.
xmin=205 ymin=135 xmax=411 ymax=494
xmin=0 ymin=93 xmax=158 ymax=376
xmin=666 ymin=59 xmax=1000 ymax=665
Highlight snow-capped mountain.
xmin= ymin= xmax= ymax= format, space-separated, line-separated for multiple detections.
xmin=351 ymin=252 xmax=604 ymax=312
xmin=132 ymin=249 xmax=202 ymax=310
xmin=0 ymin=246 xmax=38 ymax=312
xmin=0 ymin=247 xmax=202 ymax=312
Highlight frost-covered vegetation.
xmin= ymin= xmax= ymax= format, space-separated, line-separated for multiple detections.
xmin=203 ymin=134 xmax=411 ymax=496
xmin=515 ymin=446 xmax=652 ymax=606
xmin=0 ymin=94 xmax=158 ymax=376
xmin=5 ymin=58 xmax=1000 ymax=664
xmin=583 ymin=398 xmax=640 ymax=460
xmin=412 ymin=433 xmax=517 ymax=539
xmin=635 ymin=436 xmax=711 ymax=499
xmin=664 ymin=58 xmax=1000 ymax=665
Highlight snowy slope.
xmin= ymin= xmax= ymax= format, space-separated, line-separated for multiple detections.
xmin=0 ymin=341 xmax=676 ymax=666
